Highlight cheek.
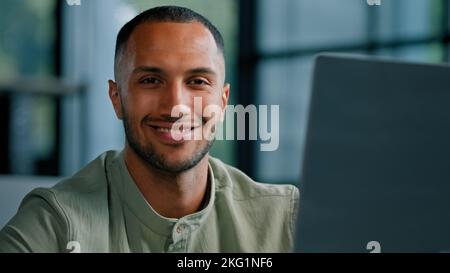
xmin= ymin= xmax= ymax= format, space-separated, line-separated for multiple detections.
xmin=125 ymin=92 xmax=160 ymax=119
xmin=200 ymin=96 xmax=224 ymax=121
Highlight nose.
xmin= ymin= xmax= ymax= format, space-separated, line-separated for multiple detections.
xmin=158 ymin=81 xmax=189 ymax=117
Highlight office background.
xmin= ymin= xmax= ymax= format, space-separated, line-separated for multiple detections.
xmin=0 ymin=0 xmax=449 ymax=227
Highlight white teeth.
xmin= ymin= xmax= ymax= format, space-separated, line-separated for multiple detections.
xmin=156 ymin=127 xmax=170 ymax=133
xmin=155 ymin=127 xmax=191 ymax=133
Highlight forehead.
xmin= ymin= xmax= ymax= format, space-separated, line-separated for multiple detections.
xmin=125 ymin=21 xmax=222 ymax=70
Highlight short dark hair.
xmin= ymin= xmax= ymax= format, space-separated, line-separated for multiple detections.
xmin=114 ymin=6 xmax=224 ymax=80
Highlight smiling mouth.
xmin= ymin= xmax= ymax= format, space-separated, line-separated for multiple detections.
xmin=149 ymin=125 xmax=197 ymax=132
xmin=147 ymin=123 xmax=202 ymax=144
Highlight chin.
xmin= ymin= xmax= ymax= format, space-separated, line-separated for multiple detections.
xmin=151 ymin=152 xmax=207 ymax=174
xmin=159 ymin=146 xmax=203 ymax=163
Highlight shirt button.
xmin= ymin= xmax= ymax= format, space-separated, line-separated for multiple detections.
xmin=176 ymin=224 xmax=189 ymax=234
xmin=176 ymin=225 xmax=185 ymax=234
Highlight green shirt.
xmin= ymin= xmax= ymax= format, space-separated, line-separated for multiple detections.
xmin=0 ymin=150 xmax=299 ymax=253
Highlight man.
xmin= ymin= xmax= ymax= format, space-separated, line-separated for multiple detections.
xmin=0 ymin=6 xmax=299 ymax=253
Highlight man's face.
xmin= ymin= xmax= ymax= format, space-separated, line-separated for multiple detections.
xmin=110 ymin=21 xmax=229 ymax=173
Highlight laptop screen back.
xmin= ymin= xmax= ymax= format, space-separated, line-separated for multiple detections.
xmin=295 ymin=54 xmax=450 ymax=253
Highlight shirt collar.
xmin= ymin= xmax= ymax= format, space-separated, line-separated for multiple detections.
xmin=113 ymin=150 xmax=216 ymax=236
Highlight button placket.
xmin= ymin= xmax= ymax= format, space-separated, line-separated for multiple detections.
xmin=169 ymin=222 xmax=190 ymax=252
xmin=173 ymin=223 xmax=187 ymax=238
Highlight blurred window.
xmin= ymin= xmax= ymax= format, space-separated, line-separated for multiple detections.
xmin=0 ymin=0 xmax=58 ymax=175
xmin=243 ymin=0 xmax=450 ymax=184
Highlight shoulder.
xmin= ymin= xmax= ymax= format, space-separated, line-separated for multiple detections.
xmin=208 ymin=155 xmax=299 ymax=228
xmin=41 ymin=150 xmax=120 ymax=219
xmin=208 ymin=155 xmax=299 ymax=203
xmin=4 ymin=151 xmax=120 ymax=252
xmin=0 ymin=188 xmax=68 ymax=252
xmin=26 ymin=151 xmax=119 ymax=217
xmin=28 ymin=151 xmax=119 ymax=232
xmin=52 ymin=150 xmax=119 ymax=195
xmin=17 ymin=149 xmax=116 ymax=209
xmin=0 ymin=151 xmax=119 ymax=252
xmin=208 ymin=156 xmax=300 ymax=252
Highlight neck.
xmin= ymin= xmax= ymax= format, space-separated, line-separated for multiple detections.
xmin=124 ymin=144 xmax=210 ymax=219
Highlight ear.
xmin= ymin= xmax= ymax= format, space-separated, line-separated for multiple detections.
xmin=108 ymin=80 xmax=124 ymax=120
xmin=220 ymin=83 xmax=230 ymax=122
xmin=221 ymin=84 xmax=230 ymax=109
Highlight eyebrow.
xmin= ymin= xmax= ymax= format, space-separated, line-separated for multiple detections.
xmin=132 ymin=66 xmax=165 ymax=75
xmin=186 ymin=67 xmax=217 ymax=77
xmin=132 ymin=66 xmax=217 ymax=77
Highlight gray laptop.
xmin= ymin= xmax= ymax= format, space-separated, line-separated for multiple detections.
xmin=295 ymin=54 xmax=450 ymax=253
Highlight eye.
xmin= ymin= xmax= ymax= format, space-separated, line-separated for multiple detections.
xmin=140 ymin=77 xmax=161 ymax=85
xmin=188 ymin=78 xmax=209 ymax=86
